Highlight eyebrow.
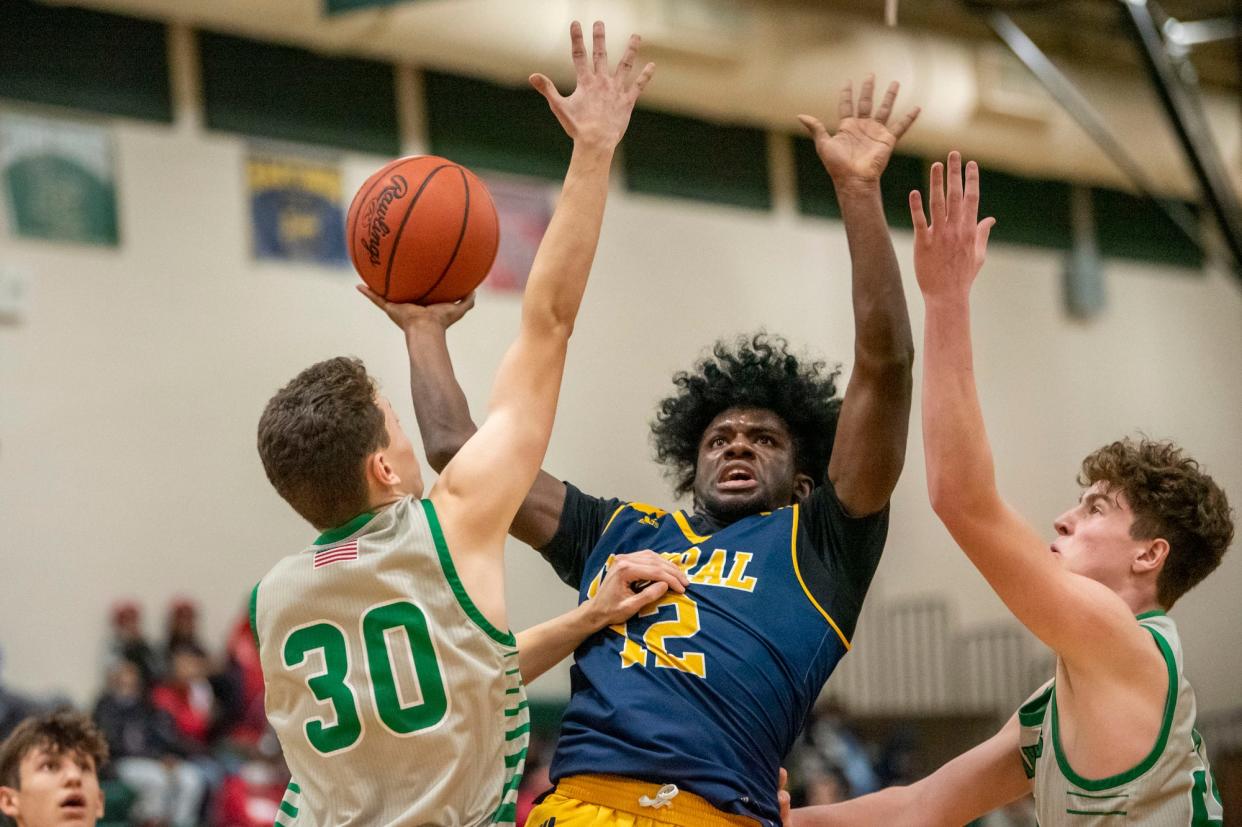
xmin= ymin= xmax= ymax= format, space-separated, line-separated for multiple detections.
xmin=1080 ymin=492 xmax=1114 ymax=509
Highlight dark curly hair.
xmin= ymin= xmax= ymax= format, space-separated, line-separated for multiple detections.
xmin=0 ymin=711 xmax=109 ymax=788
xmin=1079 ymin=438 xmax=1234 ymax=608
xmin=651 ymin=333 xmax=842 ymax=498
xmin=258 ymin=357 xmax=389 ymax=530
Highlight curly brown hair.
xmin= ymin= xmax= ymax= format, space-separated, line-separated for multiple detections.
xmin=258 ymin=357 xmax=389 ymax=530
xmin=0 ymin=711 xmax=109 ymax=789
xmin=1079 ymin=438 xmax=1234 ymax=608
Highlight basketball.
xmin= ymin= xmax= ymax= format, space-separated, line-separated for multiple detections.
xmin=346 ymin=155 xmax=499 ymax=304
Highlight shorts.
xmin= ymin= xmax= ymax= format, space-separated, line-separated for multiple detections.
xmin=525 ymin=774 xmax=760 ymax=827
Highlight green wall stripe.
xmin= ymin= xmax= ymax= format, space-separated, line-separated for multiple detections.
xmin=0 ymin=0 xmax=171 ymax=122
xmin=200 ymin=31 xmax=399 ymax=155
xmin=623 ymin=109 xmax=771 ymax=211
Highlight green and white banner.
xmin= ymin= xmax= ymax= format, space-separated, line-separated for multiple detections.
xmin=0 ymin=112 xmax=119 ymax=246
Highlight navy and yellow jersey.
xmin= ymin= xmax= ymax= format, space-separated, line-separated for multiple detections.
xmin=540 ymin=481 xmax=889 ymax=825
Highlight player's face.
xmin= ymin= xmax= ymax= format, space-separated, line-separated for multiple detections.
xmin=377 ymin=396 xmax=423 ymax=498
xmin=0 ymin=747 xmax=103 ymax=827
xmin=693 ymin=407 xmax=808 ymax=522
xmin=1050 ymin=482 xmax=1149 ymax=588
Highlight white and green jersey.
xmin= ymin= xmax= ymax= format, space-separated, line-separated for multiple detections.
xmin=1017 ymin=612 xmax=1222 ymax=825
xmin=251 ymin=497 xmax=528 ymax=826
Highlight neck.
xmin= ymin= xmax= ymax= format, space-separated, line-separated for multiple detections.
xmin=1116 ymin=580 xmax=1164 ymax=618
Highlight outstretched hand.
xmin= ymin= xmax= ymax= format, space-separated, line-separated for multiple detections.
xmin=356 ymin=284 xmax=476 ymax=332
xmin=909 ymin=152 xmax=996 ymax=299
xmin=799 ymin=75 xmax=920 ymax=189
xmin=529 ymin=20 xmax=655 ymax=150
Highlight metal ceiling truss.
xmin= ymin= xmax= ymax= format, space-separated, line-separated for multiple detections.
xmin=975 ymin=0 xmax=1242 ymax=282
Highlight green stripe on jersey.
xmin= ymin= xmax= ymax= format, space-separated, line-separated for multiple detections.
xmin=279 ymin=800 xmax=298 ymax=818
xmin=421 ymin=500 xmax=516 ymax=646
xmin=506 ymin=722 xmax=530 ymax=741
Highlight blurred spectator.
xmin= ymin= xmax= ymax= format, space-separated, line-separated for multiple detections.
xmin=106 ymin=602 xmax=161 ymax=687
xmin=151 ymin=649 xmax=215 ymax=751
xmin=93 ymin=661 xmax=206 ymax=827
xmin=164 ymin=601 xmax=205 ymax=662
xmin=210 ymin=739 xmax=289 ymax=827
xmin=215 ymin=608 xmax=264 ymax=748
xmin=801 ymin=766 xmax=849 ymax=806
xmin=798 ymin=701 xmax=880 ymax=798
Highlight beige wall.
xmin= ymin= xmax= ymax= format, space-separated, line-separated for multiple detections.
xmin=1 ymin=106 xmax=1239 ymax=717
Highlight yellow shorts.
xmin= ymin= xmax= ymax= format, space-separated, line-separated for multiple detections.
xmin=524 ymin=774 xmax=759 ymax=827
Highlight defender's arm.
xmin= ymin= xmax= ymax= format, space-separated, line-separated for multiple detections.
xmin=790 ymin=714 xmax=1030 ymax=827
xmin=802 ymin=77 xmax=919 ymax=517
xmin=430 ymin=23 xmax=653 ymax=556
xmin=398 ymin=315 xmax=569 ymax=550
xmin=913 ymin=154 xmax=1156 ymax=668
xmin=515 ymin=551 xmax=688 ymax=683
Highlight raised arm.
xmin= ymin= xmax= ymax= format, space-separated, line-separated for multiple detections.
xmin=374 ymin=298 xmax=568 ymax=549
xmin=428 ymin=22 xmax=651 ymax=557
xmin=911 ymin=153 xmax=1155 ymax=667
xmin=788 ymin=714 xmax=1030 ymax=827
xmin=801 ymin=77 xmax=919 ymax=517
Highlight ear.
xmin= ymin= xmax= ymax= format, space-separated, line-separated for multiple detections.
xmin=793 ymin=473 xmax=815 ymax=503
xmin=0 ymin=785 xmax=20 ymax=819
xmin=365 ymin=451 xmax=401 ymax=488
xmin=1134 ymin=537 xmax=1170 ymax=575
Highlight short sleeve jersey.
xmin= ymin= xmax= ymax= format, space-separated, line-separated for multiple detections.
xmin=540 ymin=481 xmax=889 ymax=825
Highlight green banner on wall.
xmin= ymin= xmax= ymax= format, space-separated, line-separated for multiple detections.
xmin=0 ymin=112 xmax=119 ymax=246
xmin=324 ymin=0 xmax=409 ymax=14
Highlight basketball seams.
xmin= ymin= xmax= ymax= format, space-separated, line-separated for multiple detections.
xmin=383 ymin=163 xmax=455 ymax=299
xmin=413 ymin=166 xmax=472 ymax=304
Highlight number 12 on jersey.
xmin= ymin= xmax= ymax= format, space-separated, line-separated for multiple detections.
xmin=282 ymin=600 xmax=449 ymax=755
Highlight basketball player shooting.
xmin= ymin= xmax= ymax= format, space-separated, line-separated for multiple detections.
xmin=403 ymin=76 xmax=920 ymax=825
xmin=251 ymin=22 xmax=679 ymax=826
xmin=784 ymin=154 xmax=1232 ymax=826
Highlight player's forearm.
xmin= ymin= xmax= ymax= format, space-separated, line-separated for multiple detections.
xmin=792 ymin=784 xmax=918 ymax=827
xmin=921 ymin=294 xmax=1000 ymax=518
xmin=836 ymin=183 xmax=915 ymax=373
xmin=515 ymin=600 xmax=603 ymax=684
xmin=404 ymin=323 xmax=478 ymax=472
xmin=520 ymin=141 xmax=615 ymax=337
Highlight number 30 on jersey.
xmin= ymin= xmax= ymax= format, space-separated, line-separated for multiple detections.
xmin=281 ymin=600 xmax=449 ymax=755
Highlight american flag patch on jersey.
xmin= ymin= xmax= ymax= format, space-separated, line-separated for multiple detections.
xmin=313 ymin=541 xmax=358 ymax=568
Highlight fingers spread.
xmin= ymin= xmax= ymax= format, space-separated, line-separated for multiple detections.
xmin=963 ymin=159 xmax=981 ymax=223
xmin=528 ymin=73 xmax=558 ymax=102
xmin=873 ymin=80 xmax=899 ymax=124
xmin=838 ymin=79 xmax=854 ymax=120
xmin=632 ymin=61 xmax=656 ymax=95
xmin=615 ymin=33 xmax=640 ymax=79
xmin=569 ymin=21 xmax=588 ymax=76
xmin=929 ymin=161 xmax=946 ymax=224
xmin=909 ymin=190 xmax=928 ymax=235
xmin=946 ymin=151 xmax=963 ymax=218
xmin=856 ymin=73 xmax=876 ymax=118
xmin=592 ymin=20 xmax=608 ymax=74
xmin=890 ymin=106 xmax=921 ymax=139
xmin=976 ymin=216 xmax=997 ymax=257
xmin=797 ymin=114 xmax=827 ymax=140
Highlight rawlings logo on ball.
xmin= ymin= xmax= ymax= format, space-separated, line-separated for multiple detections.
xmin=358 ymin=175 xmax=409 ymax=266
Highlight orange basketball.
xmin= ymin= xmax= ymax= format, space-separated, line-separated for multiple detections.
xmin=346 ymin=156 xmax=499 ymax=304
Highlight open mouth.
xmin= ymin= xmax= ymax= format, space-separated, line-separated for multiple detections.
xmin=59 ymin=793 xmax=88 ymax=818
xmin=717 ymin=464 xmax=758 ymax=492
